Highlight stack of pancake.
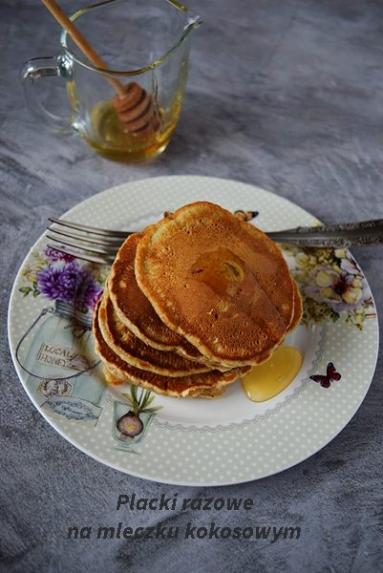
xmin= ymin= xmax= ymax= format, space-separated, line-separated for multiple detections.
xmin=93 ymin=202 xmax=302 ymax=398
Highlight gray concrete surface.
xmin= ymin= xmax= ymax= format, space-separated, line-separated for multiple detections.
xmin=1 ymin=1 xmax=383 ymax=572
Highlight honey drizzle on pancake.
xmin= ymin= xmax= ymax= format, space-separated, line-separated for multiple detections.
xmin=191 ymin=248 xmax=245 ymax=298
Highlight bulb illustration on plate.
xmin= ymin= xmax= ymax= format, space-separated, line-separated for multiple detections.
xmin=113 ymin=386 xmax=162 ymax=448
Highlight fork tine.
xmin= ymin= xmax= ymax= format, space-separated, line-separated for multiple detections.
xmin=49 ymin=217 xmax=130 ymax=239
xmin=46 ymin=234 xmax=118 ymax=257
xmin=46 ymin=244 xmax=112 ymax=265
xmin=48 ymin=226 xmax=124 ymax=246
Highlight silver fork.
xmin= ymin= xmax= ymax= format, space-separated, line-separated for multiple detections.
xmin=46 ymin=216 xmax=383 ymax=265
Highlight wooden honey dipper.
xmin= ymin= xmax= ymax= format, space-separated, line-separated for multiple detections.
xmin=111 ymin=83 xmax=160 ymax=136
xmin=41 ymin=0 xmax=160 ymax=135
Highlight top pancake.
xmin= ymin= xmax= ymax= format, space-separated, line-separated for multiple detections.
xmin=135 ymin=202 xmax=296 ymax=367
xmin=108 ymin=233 xmax=202 ymax=361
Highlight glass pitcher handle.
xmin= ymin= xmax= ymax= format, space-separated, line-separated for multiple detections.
xmin=21 ymin=55 xmax=73 ymax=132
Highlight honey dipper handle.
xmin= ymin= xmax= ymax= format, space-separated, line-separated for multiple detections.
xmin=41 ymin=0 xmax=125 ymax=97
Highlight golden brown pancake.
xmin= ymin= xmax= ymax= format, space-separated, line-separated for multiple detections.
xmin=288 ymin=280 xmax=303 ymax=333
xmin=135 ymin=202 xmax=296 ymax=367
xmin=108 ymin=233 xmax=202 ymax=361
xmin=93 ymin=301 xmax=250 ymax=398
xmin=103 ymin=366 xmax=225 ymax=397
xmin=98 ymin=289 xmax=211 ymax=377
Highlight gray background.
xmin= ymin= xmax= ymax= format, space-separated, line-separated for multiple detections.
xmin=1 ymin=1 xmax=383 ymax=571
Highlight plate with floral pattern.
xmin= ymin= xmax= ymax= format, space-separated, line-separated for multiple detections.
xmin=7 ymin=176 xmax=379 ymax=485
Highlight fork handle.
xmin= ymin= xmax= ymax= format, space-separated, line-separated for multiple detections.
xmin=267 ymin=219 xmax=383 ymax=248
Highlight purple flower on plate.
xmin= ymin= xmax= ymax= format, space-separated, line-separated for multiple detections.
xmin=77 ymin=267 xmax=103 ymax=310
xmin=44 ymin=246 xmax=74 ymax=263
xmin=59 ymin=261 xmax=81 ymax=299
xmin=340 ymin=256 xmax=360 ymax=276
xmin=303 ymin=260 xmax=370 ymax=313
xmin=37 ymin=260 xmax=102 ymax=310
xmin=37 ymin=264 xmax=71 ymax=301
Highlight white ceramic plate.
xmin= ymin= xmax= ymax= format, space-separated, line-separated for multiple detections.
xmin=8 ymin=176 xmax=379 ymax=485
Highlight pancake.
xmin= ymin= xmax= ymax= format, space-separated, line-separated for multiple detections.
xmin=103 ymin=366 xmax=225 ymax=398
xmin=288 ymin=280 xmax=303 ymax=333
xmin=135 ymin=202 xmax=296 ymax=367
xmin=93 ymin=301 xmax=250 ymax=398
xmin=109 ymin=233 xmax=202 ymax=361
xmin=98 ymin=289 xmax=212 ymax=377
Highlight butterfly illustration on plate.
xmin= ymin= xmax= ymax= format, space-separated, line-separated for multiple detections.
xmin=310 ymin=362 xmax=342 ymax=388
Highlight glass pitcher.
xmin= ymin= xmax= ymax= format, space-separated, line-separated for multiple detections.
xmin=22 ymin=0 xmax=201 ymax=161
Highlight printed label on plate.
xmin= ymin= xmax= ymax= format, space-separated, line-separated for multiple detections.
xmin=36 ymin=343 xmax=90 ymax=372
